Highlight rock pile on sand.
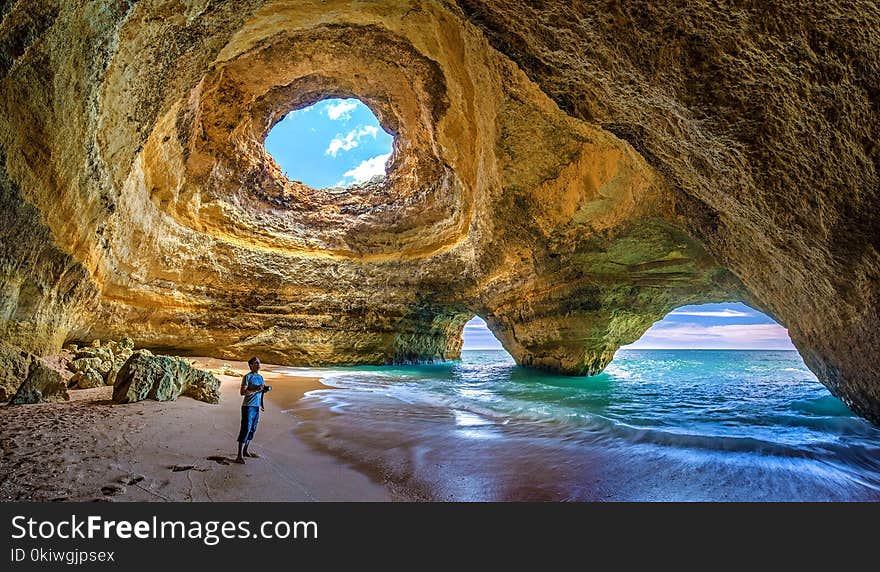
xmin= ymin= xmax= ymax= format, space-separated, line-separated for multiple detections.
xmin=3 ymin=338 xmax=219 ymax=406
xmin=66 ymin=338 xmax=135 ymax=389
xmin=113 ymin=351 xmax=221 ymax=405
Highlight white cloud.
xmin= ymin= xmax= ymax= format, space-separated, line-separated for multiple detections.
xmin=623 ymin=323 xmax=795 ymax=350
xmin=668 ymin=309 xmax=751 ymax=318
xmin=324 ymin=100 xmax=359 ymax=121
xmin=326 ymin=135 xmax=353 ymax=157
xmin=325 ymin=125 xmax=380 ymax=157
xmin=341 ymin=153 xmax=390 ymax=184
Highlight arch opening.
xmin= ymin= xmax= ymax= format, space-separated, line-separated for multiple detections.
xmin=596 ymin=301 xmax=868 ymax=437
xmin=264 ymin=97 xmax=394 ymax=190
xmin=461 ymin=315 xmax=512 ymax=357
xmin=621 ymin=302 xmax=797 ymax=351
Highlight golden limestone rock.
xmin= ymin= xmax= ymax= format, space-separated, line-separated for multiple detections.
xmin=0 ymin=2 xmax=877 ymax=422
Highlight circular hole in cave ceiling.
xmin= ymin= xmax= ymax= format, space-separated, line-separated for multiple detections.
xmin=264 ymin=97 xmax=394 ymax=190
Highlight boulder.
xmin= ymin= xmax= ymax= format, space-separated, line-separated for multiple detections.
xmin=210 ymin=363 xmax=241 ymax=377
xmin=10 ymin=358 xmax=70 ymax=404
xmin=73 ymin=346 xmax=114 ymax=367
xmin=71 ymin=356 xmax=109 ymax=374
xmin=113 ymin=351 xmax=220 ymax=404
xmin=68 ymin=355 xmax=109 ymax=389
xmin=0 ymin=342 xmax=31 ymax=401
xmin=40 ymin=351 xmax=75 ymax=386
xmin=183 ymin=369 xmax=222 ymax=404
xmin=104 ymin=367 xmax=120 ymax=387
xmin=108 ymin=347 xmax=134 ymax=386
xmin=69 ymin=368 xmax=105 ymax=389
xmin=112 ymin=352 xmax=185 ymax=403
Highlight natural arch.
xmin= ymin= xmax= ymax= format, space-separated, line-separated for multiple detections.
xmin=0 ymin=1 xmax=878 ymax=425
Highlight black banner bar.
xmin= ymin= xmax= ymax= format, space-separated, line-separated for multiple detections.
xmin=0 ymin=502 xmax=874 ymax=568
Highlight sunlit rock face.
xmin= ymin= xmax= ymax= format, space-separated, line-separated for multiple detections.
xmin=1 ymin=1 xmax=878 ymax=422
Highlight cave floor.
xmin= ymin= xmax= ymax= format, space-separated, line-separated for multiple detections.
xmin=0 ymin=359 xmax=389 ymax=502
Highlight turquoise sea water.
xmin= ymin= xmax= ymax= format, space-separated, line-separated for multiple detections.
xmin=283 ymin=350 xmax=880 ymax=501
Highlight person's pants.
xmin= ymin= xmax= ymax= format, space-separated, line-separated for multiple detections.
xmin=238 ymin=406 xmax=260 ymax=443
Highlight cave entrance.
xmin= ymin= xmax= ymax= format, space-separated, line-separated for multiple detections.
xmin=612 ymin=301 xmax=859 ymax=414
xmin=264 ymin=98 xmax=393 ymax=189
xmin=461 ymin=316 xmax=512 ymax=358
xmin=600 ymin=301 xmax=865 ymax=446
xmin=609 ymin=300 xmax=853 ymax=411
xmin=621 ymin=302 xmax=797 ymax=350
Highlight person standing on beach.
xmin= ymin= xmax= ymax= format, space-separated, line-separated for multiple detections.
xmin=236 ymin=356 xmax=266 ymax=464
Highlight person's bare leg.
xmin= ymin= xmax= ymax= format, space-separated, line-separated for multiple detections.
xmin=243 ymin=442 xmax=258 ymax=458
xmin=235 ymin=442 xmax=246 ymax=464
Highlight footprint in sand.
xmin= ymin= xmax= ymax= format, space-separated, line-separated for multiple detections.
xmin=100 ymin=484 xmax=125 ymax=496
xmin=169 ymin=464 xmax=208 ymax=472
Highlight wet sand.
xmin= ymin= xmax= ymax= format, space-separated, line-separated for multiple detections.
xmin=0 ymin=358 xmax=390 ymax=502
xmin=279 ymin=352 xmax=880 ymax=501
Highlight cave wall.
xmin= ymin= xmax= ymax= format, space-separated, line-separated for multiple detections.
xmin=452 ymin=0 xmax=880 ymax=419
xmin=0 ymin=149 xmax=97 ymax=354
xmin=1 ymin=1 xmax=877 ymax=422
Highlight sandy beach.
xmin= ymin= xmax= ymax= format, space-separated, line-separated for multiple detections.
xmin=0 ymin=358 xmax=390 ymax=502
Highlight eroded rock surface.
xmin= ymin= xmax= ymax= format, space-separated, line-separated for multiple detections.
xmin=67 ymin=337 xmax=134 ymax=388
xmin=0 ymin=341 xmax=31 ymax=401
xmin=10 ymin=358 xmax=69 ymax=404
xmin=113 ymin=351 xmax=220 ymax=404
xmin=0 ymin=2 xmax=877 ymax=422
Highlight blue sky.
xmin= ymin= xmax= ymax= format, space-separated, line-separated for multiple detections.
xmin=265 ymin=98 xmax=393 ymax=188
xmin=462 ymin=303 xmax=796 ymax=351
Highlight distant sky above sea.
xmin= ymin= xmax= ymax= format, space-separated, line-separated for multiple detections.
xmin=462 ymin=303 xmax=796 ymax=351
